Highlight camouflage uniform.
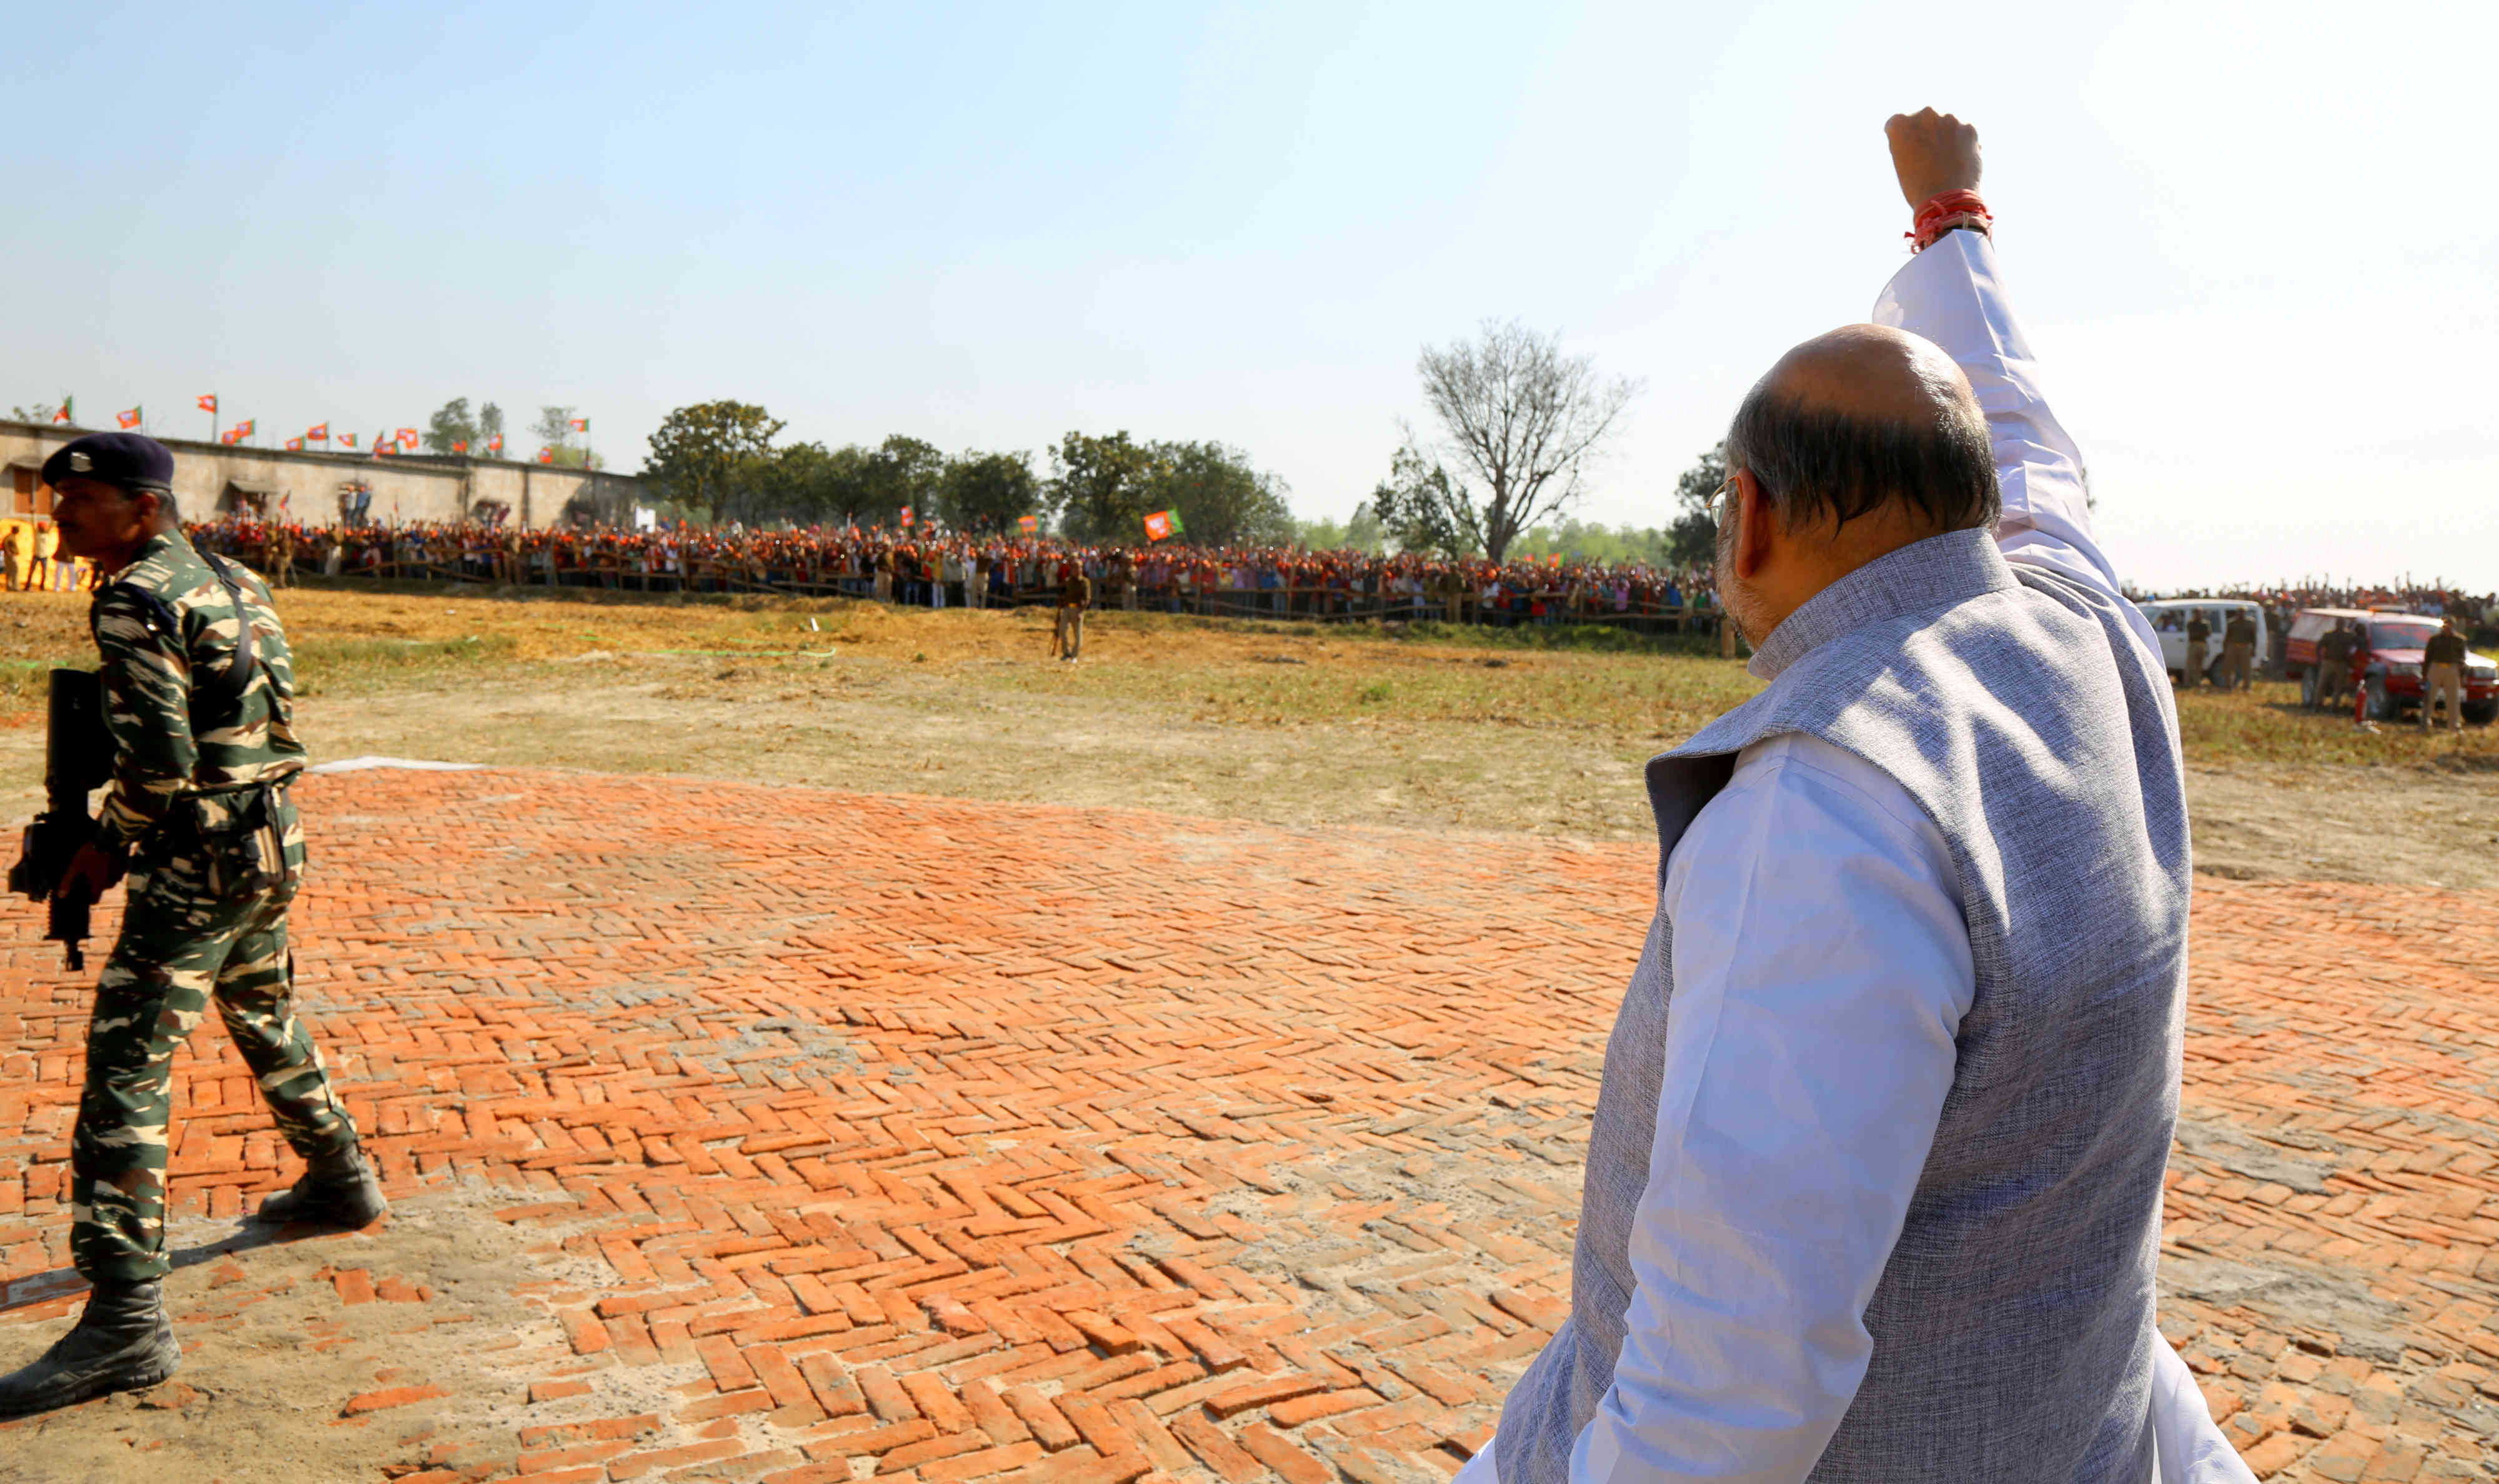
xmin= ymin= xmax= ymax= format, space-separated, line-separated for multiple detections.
xmin=71 ymin=532 xmax=358 ymax=1284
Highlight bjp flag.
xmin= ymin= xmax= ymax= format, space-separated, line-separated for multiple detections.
xmin=307 ymin=422 xmax=329 ymax=441
xmin=1143 ymin=508 xmax=1184 ymax=542
xmin=232 ymin=419 xmax=255 ymax=438
xmin=568 ymin=417 xmax=589 ymax=432
xmin=337 ymin=432 xmax=359 ymax=450
xmin=899 ymin=507 xmax=914 ymax=527
xmin=487 ymin=433 xmax=504 ymax=453
xmin=396 ymin=428 xmax=418 ymax=450
xmin=1017 ymin=515 xmax=1040 ymax=534
xmin=284 ymin=437 xmax=304 ymax=452
xmin=453 ymin=440 xmax=468 ymax=453
xmin=537 ymin=447 xmax=554 ymax=465
xmin=117 ymin=407 xmax=142 ymax=429
xmin=196 ymin=393 xmax=217 ymax=413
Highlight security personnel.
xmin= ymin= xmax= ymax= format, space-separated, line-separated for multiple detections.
xmin=2220 ymin=608 xmax=2258 ymax=691
xmin=1056 ymin=558 xmax=1092 ymax=661
xmin=0 ymin=433 xmax=385 ymax=1417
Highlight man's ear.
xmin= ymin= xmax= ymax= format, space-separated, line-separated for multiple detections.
xmin=1731 ymin=468 xmax=1776 ymax=581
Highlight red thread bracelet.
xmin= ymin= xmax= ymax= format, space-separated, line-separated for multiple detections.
xmin=1907 ymin=189 xmax=1991 ymax=252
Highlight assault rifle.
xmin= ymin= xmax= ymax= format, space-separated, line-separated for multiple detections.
xmin=9 ymin=670 xmax=109 ymax=969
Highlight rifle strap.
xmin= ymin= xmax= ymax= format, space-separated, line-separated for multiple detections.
xmin=91 ymin=548 xmax=260 ymax=701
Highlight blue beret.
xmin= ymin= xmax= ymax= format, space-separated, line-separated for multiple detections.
xmin=42 ymin=432 xmax=175 ymax=494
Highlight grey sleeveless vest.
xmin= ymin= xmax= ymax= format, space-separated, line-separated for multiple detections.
xmin=1493 ymin=529 xmax=2189 ymax=1482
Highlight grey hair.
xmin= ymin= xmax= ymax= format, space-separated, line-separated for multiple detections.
xmin=1724 ymin=385 xmax=1999 ymax=534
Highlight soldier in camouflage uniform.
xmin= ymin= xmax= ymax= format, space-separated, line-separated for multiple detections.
xmin=0 ymin=433 xmax=385 ymax=1417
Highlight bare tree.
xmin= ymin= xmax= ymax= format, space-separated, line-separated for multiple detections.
xmin=1416 ymin=320 xmax=1637 ymax=563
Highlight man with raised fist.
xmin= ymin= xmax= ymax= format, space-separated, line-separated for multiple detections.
xmin=1464 ymin=112 xmax=2252 ymax=1482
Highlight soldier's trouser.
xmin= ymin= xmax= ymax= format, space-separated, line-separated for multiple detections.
xmin=2220 ymin=641 xmax=2253 ymax=691
xmin=1063 ymin=608 xmax=1083 ymax=658
xmin=2425 ymin=664 xmax=2464 ymax=730
xmin=71 ymin=822 xmax=357 ymax=1283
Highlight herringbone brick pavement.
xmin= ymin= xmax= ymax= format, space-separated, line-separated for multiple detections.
xmin=1 ymin=771 xmax=2493 ymax=1482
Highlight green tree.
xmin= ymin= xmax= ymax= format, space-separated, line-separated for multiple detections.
xmin=1365 ymin=442 xmax=1479 ymax=558
xmin=1666 ymin=440 xmax=1727 ymax=569
xmin=861 ymin=435 xmax=945 ymax=527
xmin=423 ymin=398 xmax=479 ymax=456
xmin=1046 ymin=430 xmax=1156 ymax=541
xmin=645 ymin=401 xmax=786 ymax=523
xmin=747 ymin=440 xmax=840 ymax=523
xmin=1136 ymin=440 xmax=1294 ymax=547
xmin=938 ymin=450 xmax=1040 ymax=532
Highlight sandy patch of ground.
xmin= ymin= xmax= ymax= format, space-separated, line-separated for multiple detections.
xmin=0 ymin=1184 xmax=607 ymax=1483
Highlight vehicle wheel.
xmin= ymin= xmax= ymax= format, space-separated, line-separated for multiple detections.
xmin=2300 ymin=669 xmax=2318 ymax=709
xmin=2465 ymin=700 xmax=2498 ymax=726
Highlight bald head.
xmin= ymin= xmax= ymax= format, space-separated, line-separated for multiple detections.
xmin=1769 ymin=324 xmax=1977 ymax=428
xmin=1725 ymin=323 xmax=1999 ymax=537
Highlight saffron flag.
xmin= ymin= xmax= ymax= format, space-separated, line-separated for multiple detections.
xmin=487 ymin=433 xmax=504 ymax=453
xmin=900 ymin=507 xmax=915 ymax=528
xmin=337 ymin=432 xmax=359 ymax=449
xmin=196 ymin=393 xmax=217 ymax=413
xmin=537 ymin=447 xmax=554 ymax=464
xmin=374 ymin=433 xmax=395 ymax=456
xmin=117 ymin=407 xmax=141 ymax=429
xmin=1017 ymin=515 xmax=1040 ymax=534
xmin=51 ymin=398 xmax=72 ymax=425
xmin=233 ymin=419 xmax=255 ymax=438
xmin=1143 ymin=508 xmax=1184 ymax=542
xmin=395 ymin=427 xmax=418 ymax=449
xmin=285 ymin=437 xmax=304 ymax=452
xmin=568 ymin=417 xmax=589 ymax=432
xmin=307 ymin=422 xmax=328 ymax=440
xmin=452 ymin=440 xmax=468 ymax=453
xmin=221 ymin=429 xmax=241 ymax=445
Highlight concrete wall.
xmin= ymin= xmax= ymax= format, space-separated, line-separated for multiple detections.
xmin=0 ymin=421 xmax=645 ymax=529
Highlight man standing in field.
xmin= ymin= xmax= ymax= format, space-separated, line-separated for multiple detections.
xmin=2315 ymin=618 xmax=2356 ymax=709
xmin=2184 ymin=608 xmax=2211 ymax=688
xmin=4 ymin=519 xmax=31 ymax=591
xmin=1055 ymin=558 xmax=1091 ymax=661
xmin=2220 ymin=607 xmax=2257 ymax=691
xmin=2423 ymin=614 xmax=2467 ymax=731
xmin=1464 ymin=112 xmax=2251 ymax=1481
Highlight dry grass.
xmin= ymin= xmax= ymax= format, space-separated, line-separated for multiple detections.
xmin=4 ymin=582 xmax=2493 ymax=778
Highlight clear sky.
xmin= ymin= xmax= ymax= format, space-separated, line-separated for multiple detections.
xmin=7 ymin=0 xmax=2492 ymax=590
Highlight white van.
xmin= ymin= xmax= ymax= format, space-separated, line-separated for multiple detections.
xmin=2134 ymin=600 xmax=2270 ymax=685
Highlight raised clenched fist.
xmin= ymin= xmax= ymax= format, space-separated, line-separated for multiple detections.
xmin=1885 ymin=109 xmax=1982 ymax=207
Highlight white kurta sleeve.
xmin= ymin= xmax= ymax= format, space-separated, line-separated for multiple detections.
xmin=1571 ymin=735 xmax=1975 ymax=1483
xmin=1871 ymin=229 xmax=2162 ymax=666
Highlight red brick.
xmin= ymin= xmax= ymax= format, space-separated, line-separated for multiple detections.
xmin=340 ymin=1384 xmax=447 ymax=1416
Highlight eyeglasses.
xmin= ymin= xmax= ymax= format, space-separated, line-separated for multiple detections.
xmin=1706 ymin=474 xmax=1739 ymax=530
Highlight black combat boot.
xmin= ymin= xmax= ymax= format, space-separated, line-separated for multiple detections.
xmin=253 ymin=1142 xmax=388 ymax=1227
xmin=0 ymin=1277 xmax=179 ymax=1417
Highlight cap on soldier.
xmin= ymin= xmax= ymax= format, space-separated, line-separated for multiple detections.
xmin=40 ymin=432 xmax=175 ymax=495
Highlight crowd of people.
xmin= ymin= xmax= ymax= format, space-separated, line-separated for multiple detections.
xmin=1 ymin=518 xmax=96 ymax=593
xmin=177 ymin=516 xmax=1734 ymax=631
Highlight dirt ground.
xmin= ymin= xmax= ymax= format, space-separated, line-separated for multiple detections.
xmin=3 ymin=581 xmax=2495 ymax=885
xmin=0 ymin=1185 xmax=605 ymax=1484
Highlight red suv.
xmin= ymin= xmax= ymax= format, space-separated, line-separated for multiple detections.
xmin=2287 ymin=607 xmax=2495 ymax=723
